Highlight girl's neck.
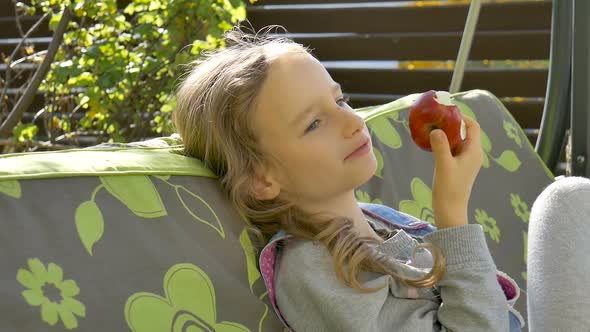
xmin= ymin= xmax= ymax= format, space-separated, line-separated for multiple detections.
xmin=297 ymin=191 xmax=383 ymax=242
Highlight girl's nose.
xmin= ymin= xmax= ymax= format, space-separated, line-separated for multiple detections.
xmin=341 ymin=109 xmax=365 ymax=138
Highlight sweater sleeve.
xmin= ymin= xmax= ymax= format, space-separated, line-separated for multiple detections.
xmin=274 ymin=224 xmax=509 ymax=332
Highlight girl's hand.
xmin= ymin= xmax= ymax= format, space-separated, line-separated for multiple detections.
xmin=430 ymin=114 xmax=483 ymax=229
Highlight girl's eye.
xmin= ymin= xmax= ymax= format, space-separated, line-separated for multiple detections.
xmin=337 ymin=95 xmax=351 ymax=107
xmin=304 ymin=96 xmax=350 ymax=134
xmin=305 ymin=119 xmax=321 ymax=133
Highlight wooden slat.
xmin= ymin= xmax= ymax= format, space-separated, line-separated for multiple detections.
xmin=0 ymin=1 xmax=16 ymax=17
xmin=0 ymin=37 xmax=51 ymax=58
xmin=247 ymin=1 xmax=551 ymax=33
xmin=502 ymin=99 xmax=545 ymax=130
xmin=254 ymin=0 xmax=404 ymax=4
xmin=0 ymin=16 xmax=51 ymax=38
xmin=328 ymin=67 xmax=548 ymax=98
xmin=290 ymin=30 xmax=549 ymax=61
xmin=0 ymin=64 xmax=38 ymax=87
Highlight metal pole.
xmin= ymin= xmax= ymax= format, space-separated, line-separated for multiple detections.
xmin=570 ymin=0 xmax=590 ymax=177
xmin=449 ymin=0 xmax=481 ymax=93
xmin=535 ymin=0 xmax=573 ymax=173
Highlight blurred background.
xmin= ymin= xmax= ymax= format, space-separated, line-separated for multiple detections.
xmin=0 ymin=0 xmax=561 ymax=170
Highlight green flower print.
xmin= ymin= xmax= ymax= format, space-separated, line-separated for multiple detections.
xmin=474 ymin=208 xmax=501 ymax=243
xmin=16 ymin=259 xmax=86 ymax=330
xmin=503 ymin=120 xmax=522 ymax=148
xmin=510 ymin=193 xmax=530 ymax=223
xmin=399 ymin=178 xmax=434 ymax=224
xmin=125 ymin=263 xmax=251 ymax=332
xmin=355 ymin=190 xmax=383 ymax=205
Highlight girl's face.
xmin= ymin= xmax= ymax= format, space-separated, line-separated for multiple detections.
xmin=252 ymin=51 xmax=377 ymax=206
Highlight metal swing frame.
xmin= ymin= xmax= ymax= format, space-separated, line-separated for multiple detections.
xmin=450 ymin=0 xmax=589 ymax=178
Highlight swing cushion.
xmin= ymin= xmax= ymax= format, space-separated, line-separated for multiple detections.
xmin=0 ymin=89 xmax=553 ymax=330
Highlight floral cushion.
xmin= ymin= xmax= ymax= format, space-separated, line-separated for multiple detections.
xmin=0 ymin=89 xmax=553 ymax=330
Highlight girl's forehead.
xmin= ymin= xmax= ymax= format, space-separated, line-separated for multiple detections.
xmin=263 ymin=43 xmax=308 ymax=61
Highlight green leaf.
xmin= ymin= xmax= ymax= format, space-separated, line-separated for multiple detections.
xmin=175 ymin=185 xmax=225 ymax=238
xmin=399 ymin=200 xmax=422 ymax=220
xmin=75 ymin=200 xmax=105 ymax=255
xmin=367 ymin=116 xmax=402 ymax=150
xmin=493 ymin=150 xmax=522 ymax=172
xmin=100 ymin=176 xmax=167 ymax=218
xmin=0 ymin=180 xmax=22 ymax=199
xmin=482 ymin=152 xmax=490 ymax=168
xmin=480 ymin=129 xmax=492 ymax=153
xmin=13 ymin=123 xmax=38 ymax=142
xmin=454 ymin=99 xmax=477 ymax=120
xmin=410 ymin=177 xmax=432 ymax=210
xmin=239 ymin=228 xmax=261 ymax=292
xmin=373 ymin=146 xmax=384 ymax=178
xmin=48 ymin=12 xmax=63 ymax=31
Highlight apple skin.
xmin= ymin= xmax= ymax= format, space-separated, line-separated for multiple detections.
xmin=408 ymin=90 xmax=465 ymax=153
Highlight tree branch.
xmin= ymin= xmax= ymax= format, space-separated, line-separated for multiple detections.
xmin=0 ymin=8 xmax=72 ymax=138
xmin=0 ymin=11 xmax=51 ymax=112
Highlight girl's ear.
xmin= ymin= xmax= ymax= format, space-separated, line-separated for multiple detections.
xmin=250 ymin=169 xmax=281 ymax=201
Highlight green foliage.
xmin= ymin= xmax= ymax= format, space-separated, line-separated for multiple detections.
xmin=22 ymin=0 xmax=254 ymax=145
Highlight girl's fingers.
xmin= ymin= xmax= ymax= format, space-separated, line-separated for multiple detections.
xmin=454 ymin=114 xmax=482 ymax=159
xmin=430 ymin=129 xmax=452 ymax=166
xmin=461 ymin=113 xmax=481 ymax=145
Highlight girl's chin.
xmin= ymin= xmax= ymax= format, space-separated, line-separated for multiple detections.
xmin=354 ymin=161 xmax=379 ymax=187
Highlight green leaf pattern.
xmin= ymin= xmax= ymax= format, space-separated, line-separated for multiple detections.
xmin=493 ymin=151 xmax=522 ymax=172
xmin=503 ymin=120 xmax=522 ymax=147
xmin=239 ymin=229 xmax=261 ymax=292
xmin=73 ymin=176 xmax=228 ymax=257
xmin=0 ymin=180 xmax=22 ymax=198
xmin=75 ymin=201 xmax=105 ymax=256
xmin=454 ymin=100 xmax=521 ymax=172
xmin=373 ymin=146 xmax=384 ymax=179
xmin=367 ymin=116 xmax=402 ymax=150
xmin=100 ymin=175 xmax=167 ymax=218
xmin=399 ymin=178 xmax=435 ymax=224
xmin=174 ymin=185 xmax=225 ymax=238
xmin=355 ymin=190 xmax=383 ymax=205
xmin=125 ymin=263 xmax=251 ymax=332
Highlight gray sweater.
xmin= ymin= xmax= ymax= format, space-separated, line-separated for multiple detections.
xmin=275 ymin=223 xmax=511 ymax=331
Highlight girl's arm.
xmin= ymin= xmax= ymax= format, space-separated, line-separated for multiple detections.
xmin=275 ymin=227 xmax=509 ymax=332
xmin=422 ymin=224 xmax=509 ymax=331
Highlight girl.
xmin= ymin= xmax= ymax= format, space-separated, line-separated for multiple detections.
xmin=172 ymin=24 xmax=590 ymax=331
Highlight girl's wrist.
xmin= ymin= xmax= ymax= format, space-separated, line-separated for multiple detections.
xmin=433 ymin=207 xmax=468 ymax=229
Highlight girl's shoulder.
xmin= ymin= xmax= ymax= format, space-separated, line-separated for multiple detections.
xmin=278 ymin=238 xmax=332 ymax=270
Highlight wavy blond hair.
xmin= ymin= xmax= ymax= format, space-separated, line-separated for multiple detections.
xmin=172 ymin=23 xmax=445 ymax=292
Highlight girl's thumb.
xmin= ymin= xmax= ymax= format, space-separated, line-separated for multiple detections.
xmin=430 ymin=129 xmax=451 ymax=163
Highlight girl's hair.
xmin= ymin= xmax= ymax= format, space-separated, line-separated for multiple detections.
xmin=172 ymin=23 xmax=446 ymax=292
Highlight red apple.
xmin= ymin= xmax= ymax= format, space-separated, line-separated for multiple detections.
xmin=408 ymin=90 xmax=466 ymax=154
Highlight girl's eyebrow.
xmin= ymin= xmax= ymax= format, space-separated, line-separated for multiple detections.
xmin=289 ymin=83 xmax=342 ymax=126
